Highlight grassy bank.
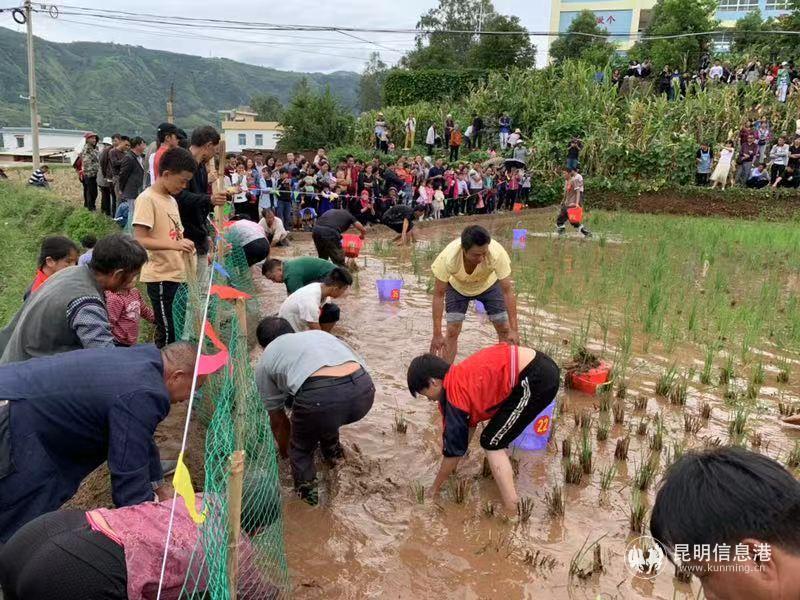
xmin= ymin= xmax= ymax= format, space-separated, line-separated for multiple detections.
xmin=0 ymin=180 xmax=115 ymax=322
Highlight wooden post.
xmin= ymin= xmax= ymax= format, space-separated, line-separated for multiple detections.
xmin=233 ymin=298 xmax=248 ymax=451
xmin=214 ymin=140 xmax=227 ymax=259
xmin=226 ymin=449 xmax=245 ymax=600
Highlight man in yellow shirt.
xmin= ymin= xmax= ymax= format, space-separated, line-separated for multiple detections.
xmin=430 ymin=225 xmax=518 ymax=362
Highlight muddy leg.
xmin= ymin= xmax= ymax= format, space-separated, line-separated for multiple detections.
xmin=485 ymin=449 xmax=518 ymax=512
xmin=444 ymin=322 xmax=462 ymax=363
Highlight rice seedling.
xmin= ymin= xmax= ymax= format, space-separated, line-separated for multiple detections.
xmin=615 ymin=380 xmax=627 ymax=400
xmin=410 ymin=481 xmax=425 ymax=504
xmin=704 ymin=435 xmax=723 ymax=448
xmin=579 ymin=410 xmax=592 ymax=433
xmin=633 ymin=455 xmax=658 ymax=491
xmin=592 ymin=544 xmax=604 ymax=575
xmin=510 ymin=455 xmax=520 ymax=476
xmin=649 ymin=413 xmax=665 ymax=452
xmin=598 ymin=390 xmax=612 ymax=413
xmin=599 ymin=464 xmax=617 ymax=491
xmin=448 ymin=478 xmax=469 ymax=504
xmin=572 ymin=411 xmax=580 ymax=427
xmin=751 ymin=360 xmax=766 ymax=386
xmin=669 ymin=374 xmax=688 ymax=406
xmin=684 ymin=413 xmax=703 ymax=435
xmin=482 ymin=501 xmax=496 ymax=517
xmin=614 ymin=436 xmax=631 ymax=461
xmin=393 ymin=411 xmax=408 ymax=434
xmin=569 ymin=535 xmax=606 ymax=580
xmin=580 ymin=430 xmax=593 ymax=475
xmin=700 ymin=342 xmax=716 ymax=385
xmin=786 ymin=442 xmax=800 ymax=469
xmin=481 ymin=456 xmax=492 ymax=478
xmin=655 ymin=364 xmax=678 ymax=397
xmin=564 ymin=458 xmax=583 ymax=485
xmin=636 ymin=418 xmax=648 ymax=437
xmin=701 ymin=401 xmax=712 ymax=420
xmin=613 ymin=400 xmax=625 ymax=424
xmin=776 ymin=353 xmax=791 ymax=384
xmin=719 ymin=353 xmax=735 ymax=385
xmin=630 ymin=491 xmax=648 ymax=533
xmin=723 ymin=386 xmax=739 ymax=404
xmin=522 ymin=548 xmax=557 ymax=571
xmin=517 ymin=496 xmax=534 ymax=523
xmin=746 ymin=380 xmax=761 ymax=400
xmin=596 ymin=420 xmax=610 ymax=442
xmin=665 ymin=441 xmax=685 ymax=468
xmin=728 ymin=406 xmax=750 ymax=443
xmin=750 ymin=431 xmax=763 ymax=449
xmin=545 ymin=484 xmax=565 ymax=517
xmin=633 ymin=395 xmax=648 ymax=411
xmin=778 ymin=402 xmax=800 ymax=417
xmin=562 ymin=437 xmax=572 ymax=459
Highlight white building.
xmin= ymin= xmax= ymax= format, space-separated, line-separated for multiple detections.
xmin=0 ymin=126 xmax=86 ymax=154
xmin=218 ymin=107 xmax=283 ymax=152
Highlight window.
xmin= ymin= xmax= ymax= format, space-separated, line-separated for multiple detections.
xmin=254 ymin=134 xmax=263 ymax=146
xmin=765 ymin=0 xmax=789 ymax=10
xmin=718 ymin=0 xmax=758 ymax=11
xmin=712 ymin=33 xmax=732 ymax=53
xmin=238 ymin=133 xmax=247 ymax=146
xmin=15 ymin=135 xmax=24 ymax=148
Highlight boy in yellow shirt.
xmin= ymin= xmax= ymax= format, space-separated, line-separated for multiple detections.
xmin=132 ymin=147 xmax=197 ymax=347
xmin=429 ymin=225 xmax=518 ymax=362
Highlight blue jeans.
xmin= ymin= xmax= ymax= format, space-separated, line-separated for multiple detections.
xmin=277 ymin=200 xmax=293 ymax=228
xmin=566 ymin=158 xmax=579 ymax=170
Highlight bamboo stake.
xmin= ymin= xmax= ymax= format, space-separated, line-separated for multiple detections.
xmin=214 ymin=140 xmax=227 ymax=260
xmin=226 ymin=449 xmax=245 ymax=600
xmin=233 ymin=297 xmax=248 ymax=451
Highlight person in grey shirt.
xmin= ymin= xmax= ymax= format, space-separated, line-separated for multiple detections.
xmin=255 ymin=317 xmax=375 ymax=505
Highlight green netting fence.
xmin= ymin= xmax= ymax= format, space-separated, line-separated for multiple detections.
xmin=171 ymin=225 xmax=290 ymax=599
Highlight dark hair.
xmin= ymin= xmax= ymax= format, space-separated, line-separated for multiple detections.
xmin=158 ymin=147 xmax=197 ymax=177
xmin=191 ymin=126 xmax=220 ymax=147
xmin=37 ymin=235 xmax=79 ymax=269
xmin=89 ymin=233 xmax=148 ymax=274
xmin=256 ymin=316 xmax=294 ymax=348
xmin=119 ymin=135 xmax=130 ymax=143
xmin=111 ymin=133 xmax=121 ymax=140
xmin=177 ymin=129 xmax=189 ymax=150
xmin=651 ymin=446 xmax=800 ymax=563
xmin=80 ymin=234 xmax=97 ymax=249
xmin=406 ymin=353 xmax=451 ymax=396
xmin=261 ymin=258 xmax=282 ymax=277
xmin=319 ymin=303 xmax=340 ymax=324
xmin=156 ymin=122 xmax=179 ymax=144
xmin=460 ymin=225 xmax=491 ymax=250
xmin=323 ymin=267 xmax=353 ymax=288
xmin=130 ymin=136 xmax=145 ymax=147
xmin=261 ymin=208 xmax=274 ymax=219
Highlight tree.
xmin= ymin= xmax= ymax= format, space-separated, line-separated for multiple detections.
xmin=632 ymin=0 xmax=717 ymax=72
xmin=277 ymin=79 xmax=354 ymax=151
xmin=400 ymin=0 xmax=535 ymax=70
xmin=549 ymin=10 xmax=616 ymax=67
xmin=358 ymin=52 xmax=388 ymax=112
xmin=250 ymin=94 xmax=283 ymax=121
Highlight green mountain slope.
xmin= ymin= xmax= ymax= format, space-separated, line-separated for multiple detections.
xmin=0 ymin=26 xmax=359 ymax=135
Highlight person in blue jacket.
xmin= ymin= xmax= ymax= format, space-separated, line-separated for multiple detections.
xmin=0 ymin=341 xmax=200 ymax=542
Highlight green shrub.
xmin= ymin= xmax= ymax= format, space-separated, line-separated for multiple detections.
xmin=383 ymin=69 xmax=489 ymax=106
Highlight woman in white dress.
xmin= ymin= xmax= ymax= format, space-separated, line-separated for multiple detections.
xmin=711 ymin=140 xmax=735 ymax=190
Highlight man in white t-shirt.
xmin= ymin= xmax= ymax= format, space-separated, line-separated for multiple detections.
xmin=277 ymin=268 xmax=352 ymax=332
xmin=709 ymin=61 xmax=724 ymax=80
xmin=258 ymin=208 xmax=289 ymax=246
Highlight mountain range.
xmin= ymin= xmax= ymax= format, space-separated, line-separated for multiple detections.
xmin=0 ymin=26 xmax=359 ymax=136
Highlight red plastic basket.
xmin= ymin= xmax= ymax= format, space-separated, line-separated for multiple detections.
xmin=513 ymin=202 xmax=524 ymax=213
xmin=341 ymin=234 xmax=363 ymax=258
xmin=569 ymin=362 xmax=610 ymax=395
xmin=567 ymin=206 xmax=583 ymax=225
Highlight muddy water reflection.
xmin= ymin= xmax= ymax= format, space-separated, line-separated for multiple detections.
xmin=256 ymin=217 xmax=797 ymax=600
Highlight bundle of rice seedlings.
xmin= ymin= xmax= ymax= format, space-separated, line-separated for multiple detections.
xmin=562 ymin=437 xmax=572 ymax=459
xmin=448 ymin=478 xmax=469 ymax=504
xmin=410 ymin=481 xmax=425 ymax=503
xmin=517 ymin=496 xmax=534 ymax=523
xmin=599 ymin=464 xmax=617 ymax=491
xmin=684 ymin=413 xmax=703 ymax=435
xmin=630 ymin=491 xmax=647 ymax=533
xmin=580 ymin=430 xmax=593 ymax=474
xmin=614 ymin=436 xmax=631 ymax=461
xmin=701 ymin=401 xmax=712 ymax=419
xmin=612 ymin=400 xmax=625 ymax=424
xmin=545 ymin=484 xmax=565 ymax=517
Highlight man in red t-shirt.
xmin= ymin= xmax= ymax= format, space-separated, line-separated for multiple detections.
xmin=149 ymin=122 xmax=181 ymax=184
xmin=407 ymin=344 xmax=560 ymax=513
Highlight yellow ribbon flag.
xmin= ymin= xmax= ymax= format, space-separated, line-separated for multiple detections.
xmin=172 ymin=452 xmax=206 ymax=524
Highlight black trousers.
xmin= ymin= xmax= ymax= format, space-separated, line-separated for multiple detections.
xmin=82 ymin=176 xmax=98 ymax=211
xmin=290 ymin=368 xmax=375 ymax=486
xmin=311 ymin=229 xmax=345 ymax=266
xmin=481 ymin=352 xmax=560 ymax=450
xmin=146 ymin=281 xmax=184 ymax=348
xmin=0 ymin=509 xmax=127 ymax=600
xmin=99 ymin=185 xmax=117 ymax=217
xmin=242 ymin=238 xmax=269 ymax=267
xmin=449 ymin=146 xmax=460 ymax=161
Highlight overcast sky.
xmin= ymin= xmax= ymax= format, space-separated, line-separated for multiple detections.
xmin=3 ymin=0 xmax=552 ymax=73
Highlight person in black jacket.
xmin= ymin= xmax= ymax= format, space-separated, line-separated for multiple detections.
xmin=174 ymin=126 xmax=228 ymax=281
xmin=117 ymin=137 xmax=146 ymax=206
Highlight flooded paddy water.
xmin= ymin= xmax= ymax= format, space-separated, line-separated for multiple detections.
xmin=257 ymin=209 xmax=800 ymax=600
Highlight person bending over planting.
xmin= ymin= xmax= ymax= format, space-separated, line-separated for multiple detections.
xmin=407 ymin=343 xmax=560 ymax=513
xmin=430 ymin=225 xmax=518 ymax=363
xmin=556 ymin=166 xmax=591 ymax=238
xmin=650 ymin=446 xmax=800 ymax=600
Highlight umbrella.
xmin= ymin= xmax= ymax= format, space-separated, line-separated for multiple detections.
xmin=504 ymin=158 xmax=526 ymax=169
xmin=481 ymin=156 xmax=505 ymax=168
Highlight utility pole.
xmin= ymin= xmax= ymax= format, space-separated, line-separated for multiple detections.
xmin=166 ymin=82 xmax=175 ymax=124
xmin=24 ymin=0 xmax=40 ymax=169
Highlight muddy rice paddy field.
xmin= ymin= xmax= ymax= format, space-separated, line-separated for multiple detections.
xmin=257 ymin=209 xmax=800 ymax=600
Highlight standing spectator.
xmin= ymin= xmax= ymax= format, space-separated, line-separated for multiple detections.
xmin=426 ymin=123 xmax=437 ymax=155
xmin=374 ymin=113 xmax=387 ymax=150
xmin=428 ymin=157 xmax=446 ymax=190
xmin=80 ymin=132 xmax=100 ymax=211
xmin=229 ymin=163 xmax=250 ymax=218
xmin=464 ymin=123 xmax=474 ymax=150
xmin=777 ymin=62 xmax=791 ymax=102
xmin=498 ymin=113 xmax=511 ymax=150
xmin=756 ymin=120 xmax=772 ymax=162
xmin=344 ymin=154 xmax=360 ymax=197
xmin=710 ymin=140 xmax=735 ymax=191
xmin=788 ymin=136 xmax=800 ymax=172
xmin=696 ymin=142 xmax=713 ymax=186
xmin=118 ymin=136 xmax=146 ymax=213
xmin=736 ymin=134 xmax=758 ymax=186
xmin=109 ymin=135 xmax=130 ymax=209
xmin=313 ymin=148 xmax=327 ymax=167
xmin=472 ymin=113 xmax=484 ymax=149
xmin=739 ymin=119 xmax=755 ymax=145
xmin=507 ymin=128 xmax=522 ymax=148
xmin=449 ymin=125 xmax=463 ymax=162
xmin=404 ymin=115 xmax=416 ymax=151
xmin=97 ymin=136 xmax=117 ymax=216
xmin=444 ymin=114 xmax=454 ymax=148
xmin=566 ymin=138 xmax=582 ymax=170
xmin=132 ymin=147 xmax=198 ymax=348
xmin=770 ymin=135 xmax=790 ymax=180
xmin=149 ymin=123 xmax=181 ymax=184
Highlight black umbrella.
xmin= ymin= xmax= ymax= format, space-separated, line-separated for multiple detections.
xmin=504 ymin=158 xmax=526 ymax=169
